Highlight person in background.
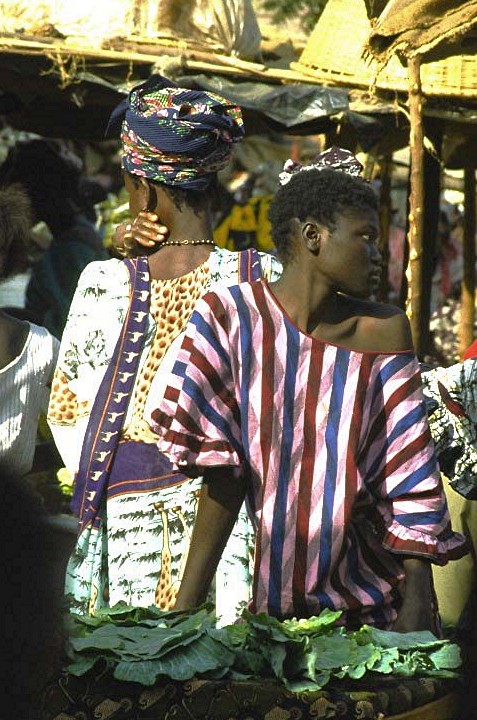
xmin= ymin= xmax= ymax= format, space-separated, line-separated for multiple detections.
xmin=1 ymin=473 xmax=64 ymax=718
xmin=0 ymin=185 xmax=59 ymax=479
xmin=214 ymin=172 xmax=275 ymax=253
xmin=420 ymin=355 xmax=477 ymax=720
xmin=431 ymin=209 xmax=463 ymax=316
xmin=48 ymin=75 xmax=281 ymax=623
xmin=150 ymin=150 xmax=466 ymax=630
xmin=0 ymin=139 xmax=106 ymax=338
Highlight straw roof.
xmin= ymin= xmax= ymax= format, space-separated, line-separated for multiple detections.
xmin=367 ymin=0 xmax=477 ymax=62
xmin=291 ymin=0 xmax=477 ymax=99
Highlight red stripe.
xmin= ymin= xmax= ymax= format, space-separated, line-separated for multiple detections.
xmin=188 ymin=348 xmax=241 ymax=427
xmin=345 ymin=355 xmax=373 ymax=520
xmin=360 ymin=366 xmax=420 ymax=460
xmin=369 ymin=429 xmax=433 ymax=491
xmin=161 ymin=428 xmax=236 ymax=456
xmin=292 ymin=342 xmax=323 ymax=615
xmin=204 ymin=293 xmax=230 ymax=334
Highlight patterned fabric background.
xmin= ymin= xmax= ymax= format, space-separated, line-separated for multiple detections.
xmin=39 ymin=671 xmax=460 ymax=720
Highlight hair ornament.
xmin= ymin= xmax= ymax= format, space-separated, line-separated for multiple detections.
xmin=278 ymin=146 xmax=364 ymax=186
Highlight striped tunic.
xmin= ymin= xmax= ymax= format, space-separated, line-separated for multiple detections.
xmin=152 ymin=281 xmax=466 ymax=627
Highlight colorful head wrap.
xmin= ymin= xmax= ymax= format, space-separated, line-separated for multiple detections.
xmin=108 ymin=75 xmax=244 ymax=191
xmin=278 ymin=146 xmax=364 ymax=186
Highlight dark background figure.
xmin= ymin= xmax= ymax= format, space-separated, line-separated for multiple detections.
xmin=0 ymin=139 xmax=107 ymax=338
xmin=0 ymin=184 xmax=60 ymax=480
xmin=0 ymin=474 xmax=64 ymax=719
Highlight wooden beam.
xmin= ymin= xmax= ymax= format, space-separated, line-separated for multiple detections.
xmin=0 ymin=34 xmax=327 ymax=85
xmin=406 ymin=56 xmax=425 ymax=357
xmin=459 ymin=167 xmax=476 ymax=357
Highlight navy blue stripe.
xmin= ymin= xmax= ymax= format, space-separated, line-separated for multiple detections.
xmin=181 ymin=375 xmax=242 ymax=457
xmin=190 ymin=312 xmax=230 ymax=365
xmin=386 ymin=403 xmax=426 ymax=445
xmin=394 ymin=507 xmax=447 ymax=527
xmin=229 ymin=286 xmax=253 ymax=462
xmin=348 ymin=531 xmax=386 ymax=625
xmin=316 ymin=349 xmax=350 ymax=607
xmin=370 ymin=354 xmax=414 ymax=409
xmin=366 ymin=404 xmax=428 ymax=480
xmin=387 ymin=455 xmax=439 ymax=499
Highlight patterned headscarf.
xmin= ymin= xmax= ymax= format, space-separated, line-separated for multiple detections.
xmin=108 ymin=75 xmax=244 ymax=191
xmin=278 ymin=146 xmax=364 ymax=186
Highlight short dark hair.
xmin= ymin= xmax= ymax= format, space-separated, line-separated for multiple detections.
xmin=0 ymin=184 xmax=32 ymax=278
xmin=269 ymin=169 xmax=378 ymax=264
xmin=0 ymin=139 xmax=82 ymax=232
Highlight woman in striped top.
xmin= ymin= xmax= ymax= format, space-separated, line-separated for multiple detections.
xmin=150 ymin=150 xmax=467 ymax=631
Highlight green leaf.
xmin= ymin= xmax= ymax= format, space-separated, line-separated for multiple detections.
xmin=67 ymin=653 xmax=102 ymax=676
xmin=429 ymin=644 xmax=462 ymax=670
xmin=268 ymin=643 xmax=288 ymax=678
xmin=362 ymin=626 xmax=444 ymax=650
xmin=309 ymin=634 xmax=360 ymax=670
xmin=113 ymin=660 xmax=161 ymax=686
xmin=370 ymin=647 xmax=399 ymax=674
xmin=282 ymin=609 xmax=343 ymax=636
xmin=143 ymin=634 xmax=235 ymax=682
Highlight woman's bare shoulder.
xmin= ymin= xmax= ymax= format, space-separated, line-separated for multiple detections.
xmin=340 ymin=297 xmax=413 ymax=353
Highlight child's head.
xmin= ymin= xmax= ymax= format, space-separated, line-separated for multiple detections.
xmin=0 ymin=184 xmax=32 ymax=279
xmin=269 ymin=166 xmax=379 ymax=266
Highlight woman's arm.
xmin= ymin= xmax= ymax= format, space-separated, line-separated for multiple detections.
xmin=174 ymin=467 xmax=247 ymax=610
xmin=393 ymin=557 xmax=439 ymax=634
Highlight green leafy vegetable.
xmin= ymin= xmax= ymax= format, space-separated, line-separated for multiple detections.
xmin=66 ymin=603 xmax=462 ymax=692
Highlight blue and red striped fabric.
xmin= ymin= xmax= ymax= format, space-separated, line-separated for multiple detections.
xmin=152 ymin=280 xmax=467 ymax=627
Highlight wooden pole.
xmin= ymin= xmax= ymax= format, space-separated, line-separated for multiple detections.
xmin=377 ymin=154 xmax=392 ymax=303
xmin=459 ymin=167 xmax=476 ymax=357
xmin=406 ymin=56 xmax=425 ymax=357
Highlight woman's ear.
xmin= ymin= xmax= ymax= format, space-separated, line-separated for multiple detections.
xmin=302 ymin=222 xmax=321 ymax=254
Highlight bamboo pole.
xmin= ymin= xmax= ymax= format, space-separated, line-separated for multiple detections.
xmin=0 ymin=34 xmax=324 ymax=85
xmin=406 ymin=56 xmax=425 ymax=357
xmin=459 ymin=167 xmax=476 ymax=357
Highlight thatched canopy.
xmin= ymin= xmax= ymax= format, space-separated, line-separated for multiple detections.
xmin=366 ymin=0 xmax=477 ymax=62
xmin=0 ymin=0 xmax=388 ymax=140
xmin=291 ymin=0 xmax=477 ymax=99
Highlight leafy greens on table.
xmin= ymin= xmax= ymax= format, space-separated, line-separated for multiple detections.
xmin=66 ymin=604 xmax=462 ymax=691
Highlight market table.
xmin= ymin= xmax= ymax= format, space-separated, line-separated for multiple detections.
xmin=40 ymin=671 xmax=461 ymax=719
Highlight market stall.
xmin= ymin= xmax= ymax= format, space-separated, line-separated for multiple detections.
xmin=291 ymin=0 xmax=477 ymax=359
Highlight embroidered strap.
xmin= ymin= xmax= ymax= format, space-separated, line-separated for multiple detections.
xmin=71 ymin=256 xmax=150 ymax=530
xmin=239 ymin=247 xmax=262 ymax=283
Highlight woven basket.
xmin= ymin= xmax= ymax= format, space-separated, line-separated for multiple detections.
xmin=291 ymin=0 xmax=477 ymax=99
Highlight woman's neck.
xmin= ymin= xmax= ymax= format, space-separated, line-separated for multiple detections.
xmin=147 ymin=244 xmax=214 ymax=280
xmin=146 ymin=206 xmax=215 ymax=280
xmin=270 ymin=262 xmax=339 ymax=336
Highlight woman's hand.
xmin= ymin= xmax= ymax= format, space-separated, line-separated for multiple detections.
xmin=393 ymin=558 xmax=440 ymax=635
xmin=112 ymin=212 xmax=169 ymax=257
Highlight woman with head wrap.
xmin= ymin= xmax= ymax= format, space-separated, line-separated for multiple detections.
xmin=47 ymin=76 xmax=281 ymax=621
